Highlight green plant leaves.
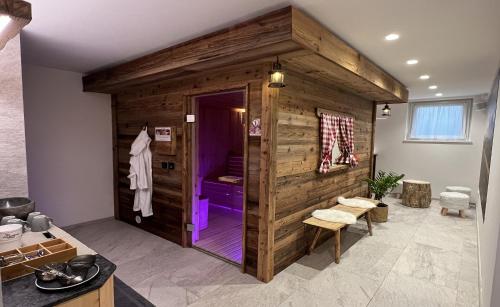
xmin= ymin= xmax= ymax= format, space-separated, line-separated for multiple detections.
xmin=364 ymin=171 xmax=404 ymax=200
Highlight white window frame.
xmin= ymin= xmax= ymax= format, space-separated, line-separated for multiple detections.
xmin=405 ymin=98 xmax=473 ymax=144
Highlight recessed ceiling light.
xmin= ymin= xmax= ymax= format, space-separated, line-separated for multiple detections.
xmin=385 ymin=33 xmax=399 ymax=41
xmin=428 ymin=85 xmax=438 ymax=90
xmin=435 ymin=93 xmax=443 ymax=97
xmin=0 ymin=15 xmax=11 ymax=32
xmin=406 ymin=59 xmax=419 ymax=65
xmin=419 ymin=75 xmax=430 ymax=80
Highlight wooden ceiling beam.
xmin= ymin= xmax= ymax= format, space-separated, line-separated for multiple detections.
xmin=0 ymin=0 xmax=31 ymax=20
xmin=0 ymin=0 xmax=32 ymax=50
xmin=282 ymin=52 xmax=406 ymax=103
xmin=85 ymin=41 xmax=301 ymax=93
xmin=290 ymin=7 xmax=407 ymax=102
xmin=82 ymin=6 xmax=408 ymax=103
xmin=83 ymin=6 xmax=297 ymax=92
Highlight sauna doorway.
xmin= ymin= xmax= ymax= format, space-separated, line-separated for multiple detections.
xmin=189 ymin=90 xmax=246 ymax=265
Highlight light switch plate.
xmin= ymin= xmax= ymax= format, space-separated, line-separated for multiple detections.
xmin=186 ymin=114 xmax=195 ymax=122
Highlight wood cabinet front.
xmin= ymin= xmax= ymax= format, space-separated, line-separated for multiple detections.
xmin=56 ymin=275 xmax=114 ymax=307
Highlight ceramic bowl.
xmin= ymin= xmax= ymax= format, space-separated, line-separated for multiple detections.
xmin=67 ymin=255 xmax=96 ymax=277
xmin=68 ymin=254 xmax=96 ymax=267
xmin=0 ymin=198 xmax=35 ymax=220
xmin=0 ymin=224 xmax=23 ymax=243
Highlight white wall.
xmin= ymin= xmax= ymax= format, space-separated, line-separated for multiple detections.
xmin=477 ymin=78 xmax=500 ymax=307
xmin=0 ymin=35 xmax=28 ymax=198
xmin=374 ymin=101 xmax=487 ymax=202
xmin=22 ymin=64 xmax=114 ymax=227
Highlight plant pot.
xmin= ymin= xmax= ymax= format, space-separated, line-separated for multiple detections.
xmin=371 ymin=203 xmax=388 ymax=223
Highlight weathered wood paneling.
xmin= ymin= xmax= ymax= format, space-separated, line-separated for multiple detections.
xmin=245 ymin=79 xmax=263 ymax=276
xmin=0 ymin=0 xmax=31 ymax=42
xmin=84 ymin=5 xmax=403 ymax=283
xmin=273 ymin=70 xmax=375 ymax=274
xmin=83 ymin=6 xmax=407 ymax=104
xmin=83 ymin=7 xmax=297 ymax=92
xmin=257 ymin=73 xmax=279 ymax=282
xmin=290 ymin=7 xmax=407 ymax=102
xmin=113 ymin=64 xmax=265 ymax=276
xmin=115 ymin=94 xmax=184 ymax=244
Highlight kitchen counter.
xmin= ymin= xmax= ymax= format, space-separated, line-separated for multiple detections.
xmin=2 ymin=254 xmax=115 ymax=307
xmin=0 ymin=225 xmax=96 ymax=255
xmin=1 ymin=225 xmax=116 ymax=307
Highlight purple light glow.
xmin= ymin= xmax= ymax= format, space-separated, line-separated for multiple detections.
xmin=192 ymin=91 xmax=245 ymax=264
xmin=192 ymin=201 xmax=243 ymax=263
xmin=208 ymin=203 xmax=243 ymax=213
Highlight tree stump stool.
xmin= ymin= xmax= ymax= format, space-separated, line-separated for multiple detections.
xmin=402 ymin=180 xmax=432 ymax=208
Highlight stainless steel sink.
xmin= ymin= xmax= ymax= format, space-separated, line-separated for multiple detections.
xmin=0 ymin=197 xmax=35 ymax=220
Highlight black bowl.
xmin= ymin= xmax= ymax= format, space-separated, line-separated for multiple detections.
xmin=0 ymin=198 xmax=35 ymax=220
xmin=68 ymin=254 xmax=96 ymax=267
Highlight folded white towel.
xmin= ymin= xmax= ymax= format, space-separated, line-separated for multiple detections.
xmin=338 ymin=197 xmax=376 ymax=209
xmin=312 ymin=209 xmax=357 ymax=224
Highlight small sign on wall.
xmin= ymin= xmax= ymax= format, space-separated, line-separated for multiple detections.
xmin=249 ymin=118 xmax=261 ymax=136
xmin=155 ymin=127 xmax=172 ymax=142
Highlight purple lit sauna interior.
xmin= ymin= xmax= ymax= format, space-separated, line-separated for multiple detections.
xmin=192 ymin=91 xmax=245 ymax=264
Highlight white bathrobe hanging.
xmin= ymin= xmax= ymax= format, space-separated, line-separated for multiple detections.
xmin=128 ymin=130 xmax=153 ymax=217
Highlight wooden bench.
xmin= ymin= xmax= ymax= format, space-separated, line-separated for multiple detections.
xmin=302 ymin=197 xmax=377 ymax=264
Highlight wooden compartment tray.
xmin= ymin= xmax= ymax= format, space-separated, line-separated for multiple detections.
xmin=0 ymin=238 xmax=77 ymax=281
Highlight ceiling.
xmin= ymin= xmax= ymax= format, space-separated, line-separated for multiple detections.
xmin=20 ymin=0 xmax=500 ymax=100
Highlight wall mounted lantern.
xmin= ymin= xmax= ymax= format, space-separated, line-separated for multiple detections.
xmin=268 ymin=56 xmax=285 ymax=88
xmin=381 ymin=104 xmax=391 ymax=117
xmin=0 ymin=0 xmax=31 ymax=51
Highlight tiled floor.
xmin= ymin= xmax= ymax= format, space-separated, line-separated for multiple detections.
xmin=194 ymin=205 xmax=243 ymax=264
xmin=66 ymin=197 xmax=479 ymax=307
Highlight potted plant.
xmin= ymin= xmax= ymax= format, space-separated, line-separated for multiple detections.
xmin=364 ymin=171 xmax=404 ymax=223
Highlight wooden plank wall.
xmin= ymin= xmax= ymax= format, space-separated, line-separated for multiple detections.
xmin=113 ymin=63 xmax=265 ymax=276
xmin=273 ymin=70 xmax=375 ymax=274
xmin=257 ymin=80 xmax=280 ymax=282
xmin=243 ymin=75 xmax=263 ymax=276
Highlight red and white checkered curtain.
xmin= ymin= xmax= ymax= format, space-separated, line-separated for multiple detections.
xmin=319 ymin=114 xmax=339 ymax=173
xmin=336 ymin=116 xmax=358 ymax=167
xmin=319 ymin=114 xmax=358 ymax=173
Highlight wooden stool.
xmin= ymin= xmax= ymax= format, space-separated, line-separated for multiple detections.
xmin=402 ymin=180 xmax=432 ymax=208
xmin=440 ymin=191 xmax=469 ymax=218
xmin=440 ymin=208 xmax=466 ymax=218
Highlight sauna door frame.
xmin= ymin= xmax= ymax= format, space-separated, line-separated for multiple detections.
xmin=183 ymin=86 xmax=249 ymax=272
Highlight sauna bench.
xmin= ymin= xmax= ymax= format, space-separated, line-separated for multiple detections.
xmin=1 ymin=225 xmax=116 ymax=307
xmin=202 ymin=179 xmax=243 ymax=210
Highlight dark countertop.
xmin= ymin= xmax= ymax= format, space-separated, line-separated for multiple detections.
xmin=2 ymin=254 xmax=116 ymax=307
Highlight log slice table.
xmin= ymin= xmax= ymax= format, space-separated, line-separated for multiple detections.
xmin=401 ymin=180 xmax=432 ymax=208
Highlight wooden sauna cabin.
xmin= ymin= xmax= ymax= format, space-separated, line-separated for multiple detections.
xmin=82 ymin=6 xmax=408 ymax=282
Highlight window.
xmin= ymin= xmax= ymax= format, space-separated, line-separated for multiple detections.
xmin=406 ymin=99 xmax=472 ymax=143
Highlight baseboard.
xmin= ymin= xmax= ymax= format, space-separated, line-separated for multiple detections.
xmin=62 ymin=216 xmax=116 ymax=231
xmin=476 ymin=192 xmax=484 ymax=307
